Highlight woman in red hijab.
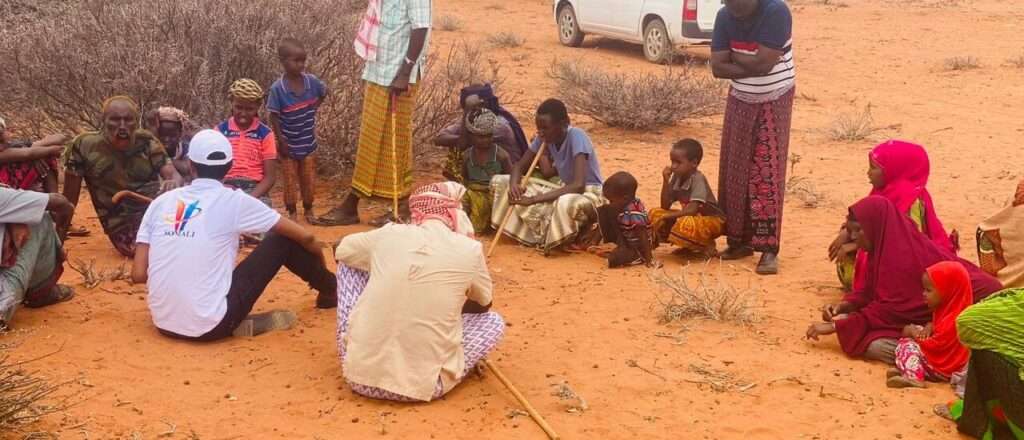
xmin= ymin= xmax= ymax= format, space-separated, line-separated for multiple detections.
xmin=807 ymin=196 xmax=1001 ymax=364
xmin=887 ymin=261 xmax=972 ymax=388
xmin=829 ymin=140 xmax=957 ymax=291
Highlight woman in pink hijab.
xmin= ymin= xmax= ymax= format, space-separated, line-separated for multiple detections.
xmin=829 ymin=140 xmax=957 ymax=292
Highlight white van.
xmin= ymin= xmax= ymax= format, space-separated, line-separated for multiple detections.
xmin=553 ymin=0 xmax=724 ymax=63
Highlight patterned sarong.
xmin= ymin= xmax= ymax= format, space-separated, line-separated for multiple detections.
xmin=718 ymin=88 xmax=794 ymax=253
xmin=335 ymin=265 xmax=504 ymax=402
xmin=489 ymin=175 xmax=604 ymax=253
xmin=463 ymin=182 xmax=492 ymax=234
xmin=281 ymin=153 xmax=316 ymax=210
xmin=350 ymin=82 xmax=416 ymax=200
xmin=648 ymin=208 xmax=725 ymax=252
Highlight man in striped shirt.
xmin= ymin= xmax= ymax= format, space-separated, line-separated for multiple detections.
xmin=710 ymin=0 xmax=795 ymax=276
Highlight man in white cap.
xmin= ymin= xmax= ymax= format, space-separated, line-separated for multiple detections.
xmin=132 ymin=129 xmax=336 ymax=341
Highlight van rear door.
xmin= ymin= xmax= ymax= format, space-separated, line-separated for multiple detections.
xmin=698 ymin=0 xmax=723 ymax=32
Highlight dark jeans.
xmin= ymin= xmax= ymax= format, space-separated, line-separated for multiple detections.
xmin=159 ymin=232 xmax=335 ymax=342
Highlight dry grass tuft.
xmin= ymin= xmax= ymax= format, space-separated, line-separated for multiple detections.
xmin=550 ymin=381 xmax=588 ymax=413
xmin=825 ymin=103 xmax=880 ymax=142
xmin=67 ymin=259 xmax=130 ymax=289
xmin=944 ymin=56 xmax=981 ymax=71
xmin=786 ymin=153 xmax=825 ymax=208
xmin=0 ymin=347 xmax=70 ymax=430
xmin=684 ymin=363 xmax=756 ymax=393
xmin=487 ymin=32 xmax=525 ymax=49
xmin=437 ymin=14 xmax=463 ymax=32
xmin=649 ymin=264 xmax=759 ymax=325
xmin=548 ymin=60 xmax=724 ymax=130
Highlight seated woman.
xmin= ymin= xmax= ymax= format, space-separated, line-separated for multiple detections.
xmin=830 ymin=140 xmax=956 ymax=291
xmin=976 ymin=178 xmax=1024 ymax=288
xmin=434 ymin=83 xmax=528 ymax=182
xmin=0 ymin=114 xmax=67 ymax=193
xmin=490 ymin=99 xmax=604 ymax=255
xmin=461 ymin=109 xmax=513 ymax=234
xmin=934 ymin=288 xmax=1024 ymax=439
xmin=887 ymin=261 xmax=973 ymax=389
xmin=806 ymin=196 xmax=1002 ymax=364
xmin=334 ymin=182 xmax=504 ymax=402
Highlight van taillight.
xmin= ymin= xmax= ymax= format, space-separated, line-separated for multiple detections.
xmin=683 ymin=0 xmax=697 ymax=21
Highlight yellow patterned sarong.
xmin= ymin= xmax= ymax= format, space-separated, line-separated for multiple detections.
xmin=463 ymin=182 xmax=493 ymax=234
xmin=648 ymin=208 xmax=724 ymax=251
xmin=490 ymin=175 xmax=604 ymax=253
xmin=351 ymin=82 xmax=417 ymax=199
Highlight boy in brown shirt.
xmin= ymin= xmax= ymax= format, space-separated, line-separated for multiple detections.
xmin=649 ymin=139 xmax=725 ymax=256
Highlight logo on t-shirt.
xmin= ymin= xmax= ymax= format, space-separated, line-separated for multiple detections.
xmin=162 ymin=199 xmax=202 ymax=238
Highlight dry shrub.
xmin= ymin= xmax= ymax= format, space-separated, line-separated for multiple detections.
xmin=487 ymin=32 xmax=525 ymax=49
xmin=0 ymin=0 xmax=504 ymax=176
xmin=548 ymin=60 xmax=724 ymax=130
xmin=437 ymin=14 xmax=463 ymax=32
xmin=826 ymin=103 xmax=879 ymax=142
xmin=0 ymin=348 xmax=68 ymax=430
xmin=649 ymin=265 xmax=759 ymax=325
xmin=944 ymin=56 xmax=980 ymax=71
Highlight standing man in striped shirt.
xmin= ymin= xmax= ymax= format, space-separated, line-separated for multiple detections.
xmin=710 ymin=0 xmax=795 ymax=275
xmin=315 ymin=0 xmax=431 ymax=226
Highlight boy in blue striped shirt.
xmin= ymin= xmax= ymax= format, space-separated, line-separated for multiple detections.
xmin=268 ymin=38 xmax=328 ymax=222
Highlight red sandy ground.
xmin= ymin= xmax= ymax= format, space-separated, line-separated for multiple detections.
xmin=4 ymin=0 xmax=1023 ymax=438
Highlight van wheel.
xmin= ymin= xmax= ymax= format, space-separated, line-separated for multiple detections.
xmin=643 ymin=18 xmax=673 ymax=64
xmin=558 ymin=5 xmax=585 ymax=47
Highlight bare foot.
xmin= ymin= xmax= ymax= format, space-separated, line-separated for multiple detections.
xmin=886 ymin=375 xmax=925 ymax=389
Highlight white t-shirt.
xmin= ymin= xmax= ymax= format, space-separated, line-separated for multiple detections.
xmin=136 ymin=178 xmax=281 ymax=336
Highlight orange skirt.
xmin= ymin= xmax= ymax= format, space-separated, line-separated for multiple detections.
xmin=649 ymin=208 xmax=724 ymax=251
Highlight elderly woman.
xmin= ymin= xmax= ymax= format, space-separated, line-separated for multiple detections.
xmin=63 ymin=96 xmax=183 ymax=257
xmin=145 ymin=106 xmax=196 ymax=179
xmin=334 ymin=182 xmax=504 ymax=402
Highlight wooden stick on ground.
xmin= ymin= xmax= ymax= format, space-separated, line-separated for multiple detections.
xmin=483 ymin=359 xmax=560 ymax=440
xmin=487 ymin=141 xmax=548 ymax=257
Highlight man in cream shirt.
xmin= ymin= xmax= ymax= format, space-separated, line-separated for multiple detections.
xmin=333 ymin=182 xmax=504 ymax=401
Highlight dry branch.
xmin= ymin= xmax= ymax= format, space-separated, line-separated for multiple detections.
xmin=649 ymin=263 xmax=759 ymax=325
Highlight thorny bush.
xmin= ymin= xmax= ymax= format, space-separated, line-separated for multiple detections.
xmin=0 ymin=0 xmax=510 ymax=176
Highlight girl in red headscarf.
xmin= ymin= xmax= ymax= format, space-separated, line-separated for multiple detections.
xmin=887 ymin=261 xmax=973 ymax=388
xmin=829 ymin=140 xmax=957 ymax=292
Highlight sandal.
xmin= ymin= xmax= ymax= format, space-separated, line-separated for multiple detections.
xmin=311 ymin=207 xmax=360 ymax=226
xmin=67 ymin=226 xmax=90 ymax=238
xmin=232 ymin=309 xmax=297 ymax=337
xmin=368 ymin=212 xmax=407 ymax=228
xmin=23 ymin=284 xmax=75 ymax=309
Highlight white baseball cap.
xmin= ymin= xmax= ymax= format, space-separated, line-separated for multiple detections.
xmin=187 ymin=129 xmax=233 ymax=166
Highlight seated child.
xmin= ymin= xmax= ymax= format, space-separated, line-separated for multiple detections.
xmin=217 ymin=79 xmax=279 ymax=207
xmin=593 ymin=172 xmax=655 ymax=268
xmin=888 ymin=261 xmax=973 ymax=389
xmin=648 ymin=139 xmax=725 ymax=255
xmin=461 ymin=108 xmax=513 ymax=234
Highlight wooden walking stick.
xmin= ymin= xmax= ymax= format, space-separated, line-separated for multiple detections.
xmin=483 ymin=359 xmax=560 ymax=440
xmin=112 ymin=190 xmax=154 ymax=205
xmin=389 ymin=93 xmax=400 ymax=220
xmin=487 ymin=141 xmax=548 ymax=257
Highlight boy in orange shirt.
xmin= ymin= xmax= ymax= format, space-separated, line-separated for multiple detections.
xmin=217 ymin=79 xmax=278 ymax=206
